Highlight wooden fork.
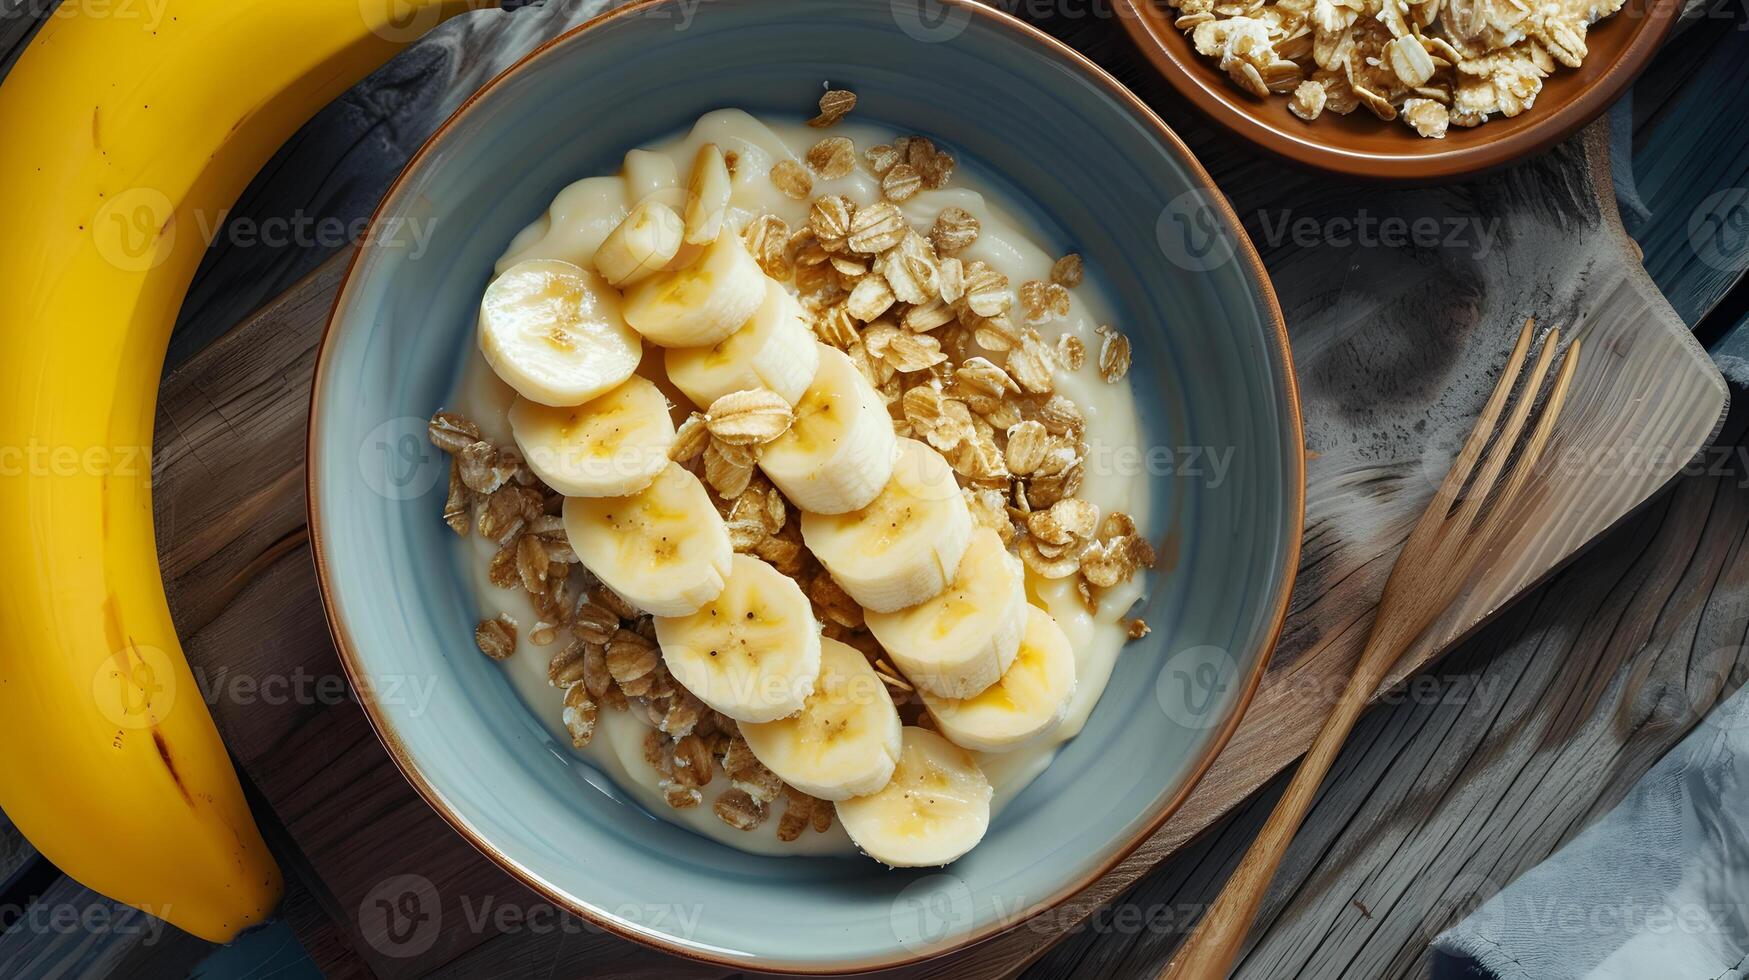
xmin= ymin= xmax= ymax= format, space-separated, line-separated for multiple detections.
xmin=1161 ymin=318 xmax=1582 ymax=980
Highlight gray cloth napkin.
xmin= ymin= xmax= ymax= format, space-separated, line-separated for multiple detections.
xmin=1431 ymin=685 xmax=1749 ymax=979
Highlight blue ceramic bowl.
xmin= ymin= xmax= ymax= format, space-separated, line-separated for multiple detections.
xmin=309 ymin=0 xmax=1301 ymax=971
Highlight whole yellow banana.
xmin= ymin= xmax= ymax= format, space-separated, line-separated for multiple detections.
xmin=0 ymin=0 xmax=480 ymax=943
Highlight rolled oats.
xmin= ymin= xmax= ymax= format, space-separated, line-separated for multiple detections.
xmin=931 ymin=207 xmax=980 ymax=254
xmin=1007 ymin=333 xmax=1057 ymax=395
xmin=562 ymin=600 xmax=613 ymax=646
xmin=713 ymin=788 xmax=766 ymax=830
xmin=671 ymin=412 xmax=710 ymax=464
xmin=961 ymin=261 xmax=1011 ymax=319
xmin=1005 ymin=420 xmax=1050 ymax=476
xmin=562 ymin=684 xmax=597 ymax=748
xmin=770 ymin=159 xmax=813 ymax=200
xmin=706 ymin=389 xmax=794 ymax=446
xmin=703 ymin=437 xmax=757 ymax=499
xmin=475 ymin=614 xmax=516 ymax=660
xmin=807 ymin=137 xmax=857 ymax=179
xmin=428 ymin=410 xmax=482 ymax=455
xmin=847 ymin=202 xmax=907 ymax=254
xmin=865 ymin=143 xmax=901 ymax=176
xmin=1097 ymin=324 xmax=1132 ymax=383
xmin=443 ymin=461 xmax=471 ymax=536
xmin=877 ymin=231 xmax=939 ymax=304
xmin=1056 ymin=334 xmax=1087 ymax=372
xmin=1050 ymin=253 xmax=1084 ymax=288
xmin=606 ymin=629 xmax=660 ymax=696
xmin=881 ymin=163 xmax=923 ymax=202
xmin=1174 ymin=0 xmax=1618 ymax=134
xmin=1289 ymin=78 xmax=1328 ymax=120
xmin=808 ymin=89 xmax=857 ymax=128
xmin=1402 ymin=97 xmax=1450 ymax=138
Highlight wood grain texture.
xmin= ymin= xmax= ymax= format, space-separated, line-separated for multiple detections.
xmin=0 ymin=810 xmax=34 ymax=895
xmin=133 ymin=13 xmax=1727 ymax=980
xmin=0 ymin=1 xmax=1727 ymax=978
xmin=1025 ymin=402 xmax=1749 ymax=979
xmin=0 ymin=874 xmax=211 ymax=980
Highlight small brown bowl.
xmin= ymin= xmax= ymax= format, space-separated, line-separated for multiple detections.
xmin=1114 ymin=0 xmax=1682 ymax=180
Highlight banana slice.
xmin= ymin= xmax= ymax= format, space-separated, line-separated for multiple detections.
xmin=834 ymin=727 xmax=992 ymax=868
xmin=592 ymin=200 xmax=684 ymax=288
xmin=759 ymin=345 xmax=897 ymax=514
xmin=479 ymin=259 xmax=642 ymax=407
xmin=801 ymin=438 xmax=973 ymax=613
xmin=683 ymin=142 xmax=732 ymax=245
xmin=665 ymin=280 xmax=820 ymax=409
xmin=622 ymin=148 xmax=678 ymax=204
xmin=622 ymin=231 xmax=766 ymax=348
xmin=739 ymin=638 xmax=903 ymax=801
xmin=654 ymin=554 xmax=823 ymax=723
xmin=865 ymin=527 xmax=1026 ymax=699
xmin=562 ymin=462 xmax=732 ymax=617
xmin=920 ymin=605 xmax=1077 ymax=753
xmin=508 ymin=376 xmax=674 ymax=498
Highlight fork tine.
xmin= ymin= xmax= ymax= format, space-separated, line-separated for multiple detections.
xmin=1449 ymin=327 xmax=1561 ymax=539
xmin=1409 ymin=317 xmax=1535 ymax=553
xmin=1480 ymin=336 xmax=1582 ymax=535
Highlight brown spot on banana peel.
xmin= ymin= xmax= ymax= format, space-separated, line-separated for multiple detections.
xmin=152 ymin=731 xmax=194 ymax=806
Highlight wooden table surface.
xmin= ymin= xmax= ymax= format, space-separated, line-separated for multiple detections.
xmin=3 ymin=2 xmax=1748 ymax=979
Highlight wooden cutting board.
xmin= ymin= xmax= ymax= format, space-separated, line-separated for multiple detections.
xmin=152 ymin=114 xmax=1726 ymax=979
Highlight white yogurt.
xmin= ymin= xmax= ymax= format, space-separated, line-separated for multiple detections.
xmin=449 ymin=109 xmax=1151 ymax=856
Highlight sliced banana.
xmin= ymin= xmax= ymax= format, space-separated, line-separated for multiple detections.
xmin=665 ymin=280 xmax=820 ymax=409
xmin=865 ymin=527 xmax=1026 ymax=699
xmin=479 ymin=259 xmax=642 ymax=407
xmin=683 ymin=142 xmax=732 ymax=245
xmin=834 ymin=727 xmax=992 ymax=868
xmin=592 ymin=199 xmax=684 ymax=288
xmin=622 ymin=148 xmax=678 ymax=204
xmin=508 ymin=376 xmax=674 ymax=498
xmin=562 ymin=462 xmax=732 ymax=617
xmin=739 ymin=638 xmax=903 ymax=800
xmin=759 ymin=345 xmax=897 ymax=514
xmin=920 ymin=605 xmax=1077 ymax=753
xmin=801 ymin=438 xmax=973 ymax=613
xmin=622 ymin=230 xmax=766 ymax=348
xmin=654 ymin=554 xmax=823 ymax=723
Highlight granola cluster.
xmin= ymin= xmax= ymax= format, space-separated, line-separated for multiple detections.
xmin=1171 ymin=0 xmax=1628 ymax=137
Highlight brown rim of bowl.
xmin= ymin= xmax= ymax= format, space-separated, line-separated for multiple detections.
xmin=305 ymin=0 xmax=1305 ymax=972
xmin=1113 ymin=0 xmax=1682 ymax=182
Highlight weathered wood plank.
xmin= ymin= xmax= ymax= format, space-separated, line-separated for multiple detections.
xmin=0 ymin=874 xmax=210 ymax=980
xmin=0 ymin=809 xmax=34 ymax=895
xmin=1024 ymin=405 xmax=1749 ymax=980
xmin=1628 ymin=14 xmax=1749 ymax=327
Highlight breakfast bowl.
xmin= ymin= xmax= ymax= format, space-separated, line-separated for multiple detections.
xmin=1114 ymin=0 xmax=1681 ymax=180
xmin=307 ymin=0 xmax=1302 ymax=970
